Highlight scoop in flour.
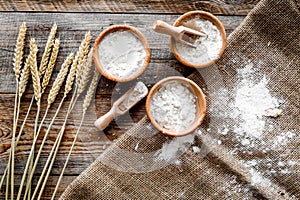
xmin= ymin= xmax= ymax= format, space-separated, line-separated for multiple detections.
xmin=94 ymin=82 xmax=148 ymax=131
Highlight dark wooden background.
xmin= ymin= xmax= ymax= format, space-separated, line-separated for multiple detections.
xmin=0 ymin=0 xmax=259 ymax=199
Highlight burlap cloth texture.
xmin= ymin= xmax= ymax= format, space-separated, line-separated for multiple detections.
xmin=60 ymin=0 xmax=299 ymax=199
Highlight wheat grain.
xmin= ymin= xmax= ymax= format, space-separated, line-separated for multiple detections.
xmin=28 ymin=39 xmax=41 ymax=102
xmin=75 ymin=32 xmax=91 ymax=87
xmin=39 ymin=24 xmax=57 ymax=78
xmin=64 ymin=51 xmax=79 ymax=97
xmin=18 ymin=54 xmax=31 ymax=97
xmin=47 ymin=53 xmax=73 ymax=107
xmin=13 ymin=22 xmax=27 ymax=80
xmin=41 ymin=39 xmax=60 ymax=93
xmin=83 ymin=69 xmax=100 ymax=113
xmin=76 ymin=48 xmax=93 ymax=96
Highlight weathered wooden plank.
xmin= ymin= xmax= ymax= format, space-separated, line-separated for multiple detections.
xmin=0 ymin=94 xmax=112 ymax=174
xmin=0 ymin=175 xmax=78 ymax=200
xmin=0 ymin=0 xmax=259 ymax=15
xmin=0 ymin=13 xmax=244 ymax=94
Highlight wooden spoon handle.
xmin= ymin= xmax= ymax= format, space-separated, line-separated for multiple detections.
xmin=153 ymin=20 xmax=179 ymax=38
xmin=94 ymin=108 xmax=115 ymax=131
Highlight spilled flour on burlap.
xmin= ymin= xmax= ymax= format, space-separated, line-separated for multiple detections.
xmin=154 ymin=133 xmax=195 ymax=164
xmin=232 ymin=62 xmax=280 ymax=139
xmin=153 ymin=60 xmax=298 ymax=190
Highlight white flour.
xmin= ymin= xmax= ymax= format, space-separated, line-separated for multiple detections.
xmin=150 ymin=81 xmax=196 ymax=132
xmin=175 ymin=17 xmax=223 ymax=64
xmin=151 ymin=58 xmax=297 ymax=198
xmin=154 ymin=133 xmax=195 ymax=163
xmin=232 ymin=64 xmax=280 ymax=138
xmin=98 ymin=30 xmax=146 ymax=79
xmin=118 ymin=82 xmax=148 ymax=111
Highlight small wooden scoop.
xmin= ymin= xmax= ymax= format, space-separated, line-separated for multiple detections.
xmin=95 ymin=82 xmax=148 ymax=131
xmin=153 ymin=20 xmax=207 ymax=48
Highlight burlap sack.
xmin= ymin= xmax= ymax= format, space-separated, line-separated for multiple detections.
xmin=60 ymin=0 xmax=300 ymax=199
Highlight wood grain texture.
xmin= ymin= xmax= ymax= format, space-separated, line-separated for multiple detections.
xmin=0 ymin=13 xmax=243 ymax=93
xmin=1 ymin=175 xmax=77 ymax=199
xmin=0 ymin=12 xmax=244 ymax=199
xmin=0 ymin=0 xmax=259 ymax=15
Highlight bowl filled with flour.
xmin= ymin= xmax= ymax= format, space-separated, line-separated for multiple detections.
xmin=146 ymin=76 xmax=206 ymax=136
xmin=93 ymin=25 xmax=150 ymax=82
xmin=170 ymin=11 xmax=226 ymax=68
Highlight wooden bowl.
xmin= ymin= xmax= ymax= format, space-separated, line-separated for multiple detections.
xmin=170 ymin=11 xmax=226 ymax=68
xmin=145 ymin=76 xmax=206 ymax=137
xmin=93 ymin=25 xmax=151 ymax=82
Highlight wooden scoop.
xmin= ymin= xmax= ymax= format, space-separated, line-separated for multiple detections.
xmin=153 ymin=20 xmax=207 ymax=48
xmin=95 ymin=82 xmax=148 ymax=131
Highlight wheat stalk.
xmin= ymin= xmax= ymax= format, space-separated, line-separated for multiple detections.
xmin=31 ymin=91 xmax=77 ymax=200
xmin=27 ymin=38 xmax=41 ymax=200
xmin=20 ymin=39 xmax=62 ymax=200
xmin=41 ymin=38 xmax=60 ymax=93
xmin=0 ymin=96 xmax=34 ymax=192
xmin=51 ymin=69 xmax=100 ymax=199
xmin=6 ymin=22 xmax=27 ymax=200
xmin=39 ymin=24 xmax=57 ymax=78
xmin=20 ymin=53 xmax=73 ymax=200
xmin=11 ymin=48 xmax=31 ymax=199
xmin=32 ymin=36 xmax=93 ymax=200
xmin=31 ymin=38 xmax=60 ymax=165
xmin=38 ymin=54 xmax=95 ymax=200
xmin=33 ymin=38 xmax=60 ymax=146
xmin=16 ymin=38 xmax=40 ymax=200
xmin=22 ymin=53 xmax=74 ymax=199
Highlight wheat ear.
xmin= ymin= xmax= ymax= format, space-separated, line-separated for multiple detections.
xmin=22 ymin=53 xmax=74 ymax=199
xmin=13 ymin=22 xmax=27 ymax=80
xmin=83 ymin=69 xmax=100 ymax=113
xmin=39 ymin=24 xmax=57 ymax=78
xmin=18 ymin=54 xmax=31 ymax=97
xmin=28 ymin=39 xmax=41 ymax=102
xmin=76 ymin=32 xmax=91 ymax=87
xmin=52 ymin=69 xmax=100 ymax=199
xmin=76 ymin=48 xmax=93 ymax=97
xmin=41 ymin=38 xmax=60 ymax=93
xmin=47 ymin=53 xmax=74 ymax=107
xmin=64 ymin=51 xmax=79 ymax=97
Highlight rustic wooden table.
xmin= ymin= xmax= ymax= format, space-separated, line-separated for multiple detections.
xmin=0 ymin=0 xmax=259 ymax=199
